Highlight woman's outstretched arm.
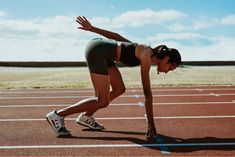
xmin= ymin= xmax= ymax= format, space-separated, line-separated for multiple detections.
xmin=76 ymin=16 xmax=131 ymax=42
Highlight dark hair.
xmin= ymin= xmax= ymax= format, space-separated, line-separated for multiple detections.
xmin=151 ymin=45 xmax=181 ymax=66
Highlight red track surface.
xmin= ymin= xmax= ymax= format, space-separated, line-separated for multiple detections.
xmin=0 ymin=85 xmax=235 ymax=156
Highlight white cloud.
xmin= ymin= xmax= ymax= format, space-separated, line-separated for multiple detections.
xmin=114 ymin=9 xmax=186 ymax=28
xmin=181 ymin=38 xmax=235 ymax=61
xmin=0 ymin=15 xmax=77 ymax=36
xmin=91 ymin=9 xmax=187 ymax=29
xmin=221 ymin=14 xmax=235 ymax=25
xmin=168 ymin=22 xmax=188 ymax=32
xmin=169 ymin=14 xmax=235 ymax=32
xmin=0 ymin=14 xmax=90 ymax=61
xmin=158 ymin=33 xmax=210 ymax=41
xmin=169 ymin=21 xmax=214 ymax=32
xmin=181 ymin=37 xmax=235 ymax=61
xmin=146 ymin=32 xmax=217 ymax=46
xmin=0 ymin=10 xmax=6 ymax=17
xmin=0 ymin=35 xmax=88 ymax=61
xmin=1 ymin=9 xmax=235 ymax=61
xmin=0 ymin=9 xmax=186 ymax=39
xmin=144 ymin=32 xmax=235 ymax=61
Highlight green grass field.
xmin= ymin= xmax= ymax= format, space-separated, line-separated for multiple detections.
xmin=0 ymin=66 xmax=234 ymax=89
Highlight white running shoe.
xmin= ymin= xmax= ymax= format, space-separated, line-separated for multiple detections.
xmin=46 ymin=110 xmax=71 ymax=136
xmin=76 ymin=112 xmax=104 ymax=130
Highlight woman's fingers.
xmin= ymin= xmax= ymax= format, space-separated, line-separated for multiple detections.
xmin=76 ymin=16 xmax=92 ymax=30
xmin=76 ymin=16 xmax=84 ymax=23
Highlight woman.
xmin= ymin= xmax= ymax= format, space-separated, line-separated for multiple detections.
xmin=46 ymin=16 xmax=181 ymax=140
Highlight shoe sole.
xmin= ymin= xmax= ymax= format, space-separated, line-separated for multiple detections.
xmin=46 ymin=116 xmax=71 ymax=136
xmin=76 ymin=120 xmax=104 ymax=130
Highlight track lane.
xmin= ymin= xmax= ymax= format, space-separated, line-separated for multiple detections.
xmin=1 ymin=103 xmax=235 ymax=119
xmin=1 ymin=118 xmax=235 ymax=156
xmin=1 ymin=85 xmax=235 ymax=156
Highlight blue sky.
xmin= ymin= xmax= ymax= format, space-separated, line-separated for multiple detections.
xmin=0 ymin=0 xmax=235 ymax=61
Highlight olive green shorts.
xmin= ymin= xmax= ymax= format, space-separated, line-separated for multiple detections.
xmin=85 ymin=38 xmax=117 ymax=75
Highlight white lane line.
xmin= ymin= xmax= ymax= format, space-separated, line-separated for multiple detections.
xmin=1 ymin=93 xmax=235 ymax=99
xmin=210 ymin=93 xmax=220 ymax=97
xmin=1 ymin=115 xmax=235 ymax=122
xmin=1 ymin=87 xmax=235 ymax=94
xmin=195 ymin=88 xmax=203 ymax=91
xmin=134 ymin=94 xmax=140 ymax=98
xmin=1 ymin=142 xmax=235 ymax=149
xmin=0 ymin=104 xmax=69 ymax=108
xmin=1 ymin=101 xmax=235 ymax=108
xmin=138 ymin=102 xmax=145 ymax=107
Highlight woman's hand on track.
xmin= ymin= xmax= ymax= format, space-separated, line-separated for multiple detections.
xmin=145 ymin=127 xmax=158 ymax=142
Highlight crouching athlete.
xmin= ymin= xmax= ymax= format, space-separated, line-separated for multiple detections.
xmin=46 ymin=16 xmax=181 ymax=141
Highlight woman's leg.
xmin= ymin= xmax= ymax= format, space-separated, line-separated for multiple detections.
xmin=46 ymin=72 xmax=110 ymax=134
xmin=109 ymin=66 xmax=126 ymax=102
xmin=57 ymin=73 xmax=110 ymax=117
xmin=85 ymin=66 xmax=125 ymax=116
xmin=46 ymin=38 xmax=118 ymax=134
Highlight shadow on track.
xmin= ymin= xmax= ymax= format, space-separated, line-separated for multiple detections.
xmin=58 ymin=129 xmax=235 ymax=153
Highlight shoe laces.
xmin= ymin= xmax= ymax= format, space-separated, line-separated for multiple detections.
xmin=60 ymin=118 xmax=65 ymax=128
xmin=80 ymin=114 xmax=103 ymax=129
xmin=83 ymin=115 xmax=96 ymax=125
xmin=88 ymin=117 xmax=103 ymax=128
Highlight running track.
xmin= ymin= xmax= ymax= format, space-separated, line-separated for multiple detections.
xmin=0 ymin=85 xmax=235 ymax=156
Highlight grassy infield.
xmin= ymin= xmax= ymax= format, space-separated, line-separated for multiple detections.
xmin=0 ymin=66 xmax=234 ymax=89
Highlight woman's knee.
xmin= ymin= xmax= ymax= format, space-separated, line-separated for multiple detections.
xmin=113 ymin=85 xmax=126 ymax=96
xmin=97 ymin=97 xmax=110 ymax=108
xmin=119 ymin=86 xmax=126 ymax=95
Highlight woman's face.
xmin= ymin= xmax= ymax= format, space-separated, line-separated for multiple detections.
xmin=157 ymin=56 xmax=177 ymax=74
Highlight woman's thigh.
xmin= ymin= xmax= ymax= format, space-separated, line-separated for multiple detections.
xmin=108 ymin=66 xmax=125 ymax=93
xmin=90 ymin=73 xmax=110 ymax=103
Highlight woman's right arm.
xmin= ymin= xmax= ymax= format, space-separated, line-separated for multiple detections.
xmin=137 ymin=45 xmax=157 ymax=141
xmin=76 ymin=16 xmax=131 ymax=42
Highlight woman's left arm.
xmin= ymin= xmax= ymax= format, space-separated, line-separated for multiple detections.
xmin=76 ymin=16 xmax=131 ymax=42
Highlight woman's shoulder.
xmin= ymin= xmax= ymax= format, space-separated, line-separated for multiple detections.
xmin=136 ymin=44 xmax=151 ymax=51
xmin=135 ymin=44 xmax=153 ymax=59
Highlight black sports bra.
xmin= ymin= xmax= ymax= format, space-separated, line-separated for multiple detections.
xmin=119 ymin=42 xmax=140 ymax=66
